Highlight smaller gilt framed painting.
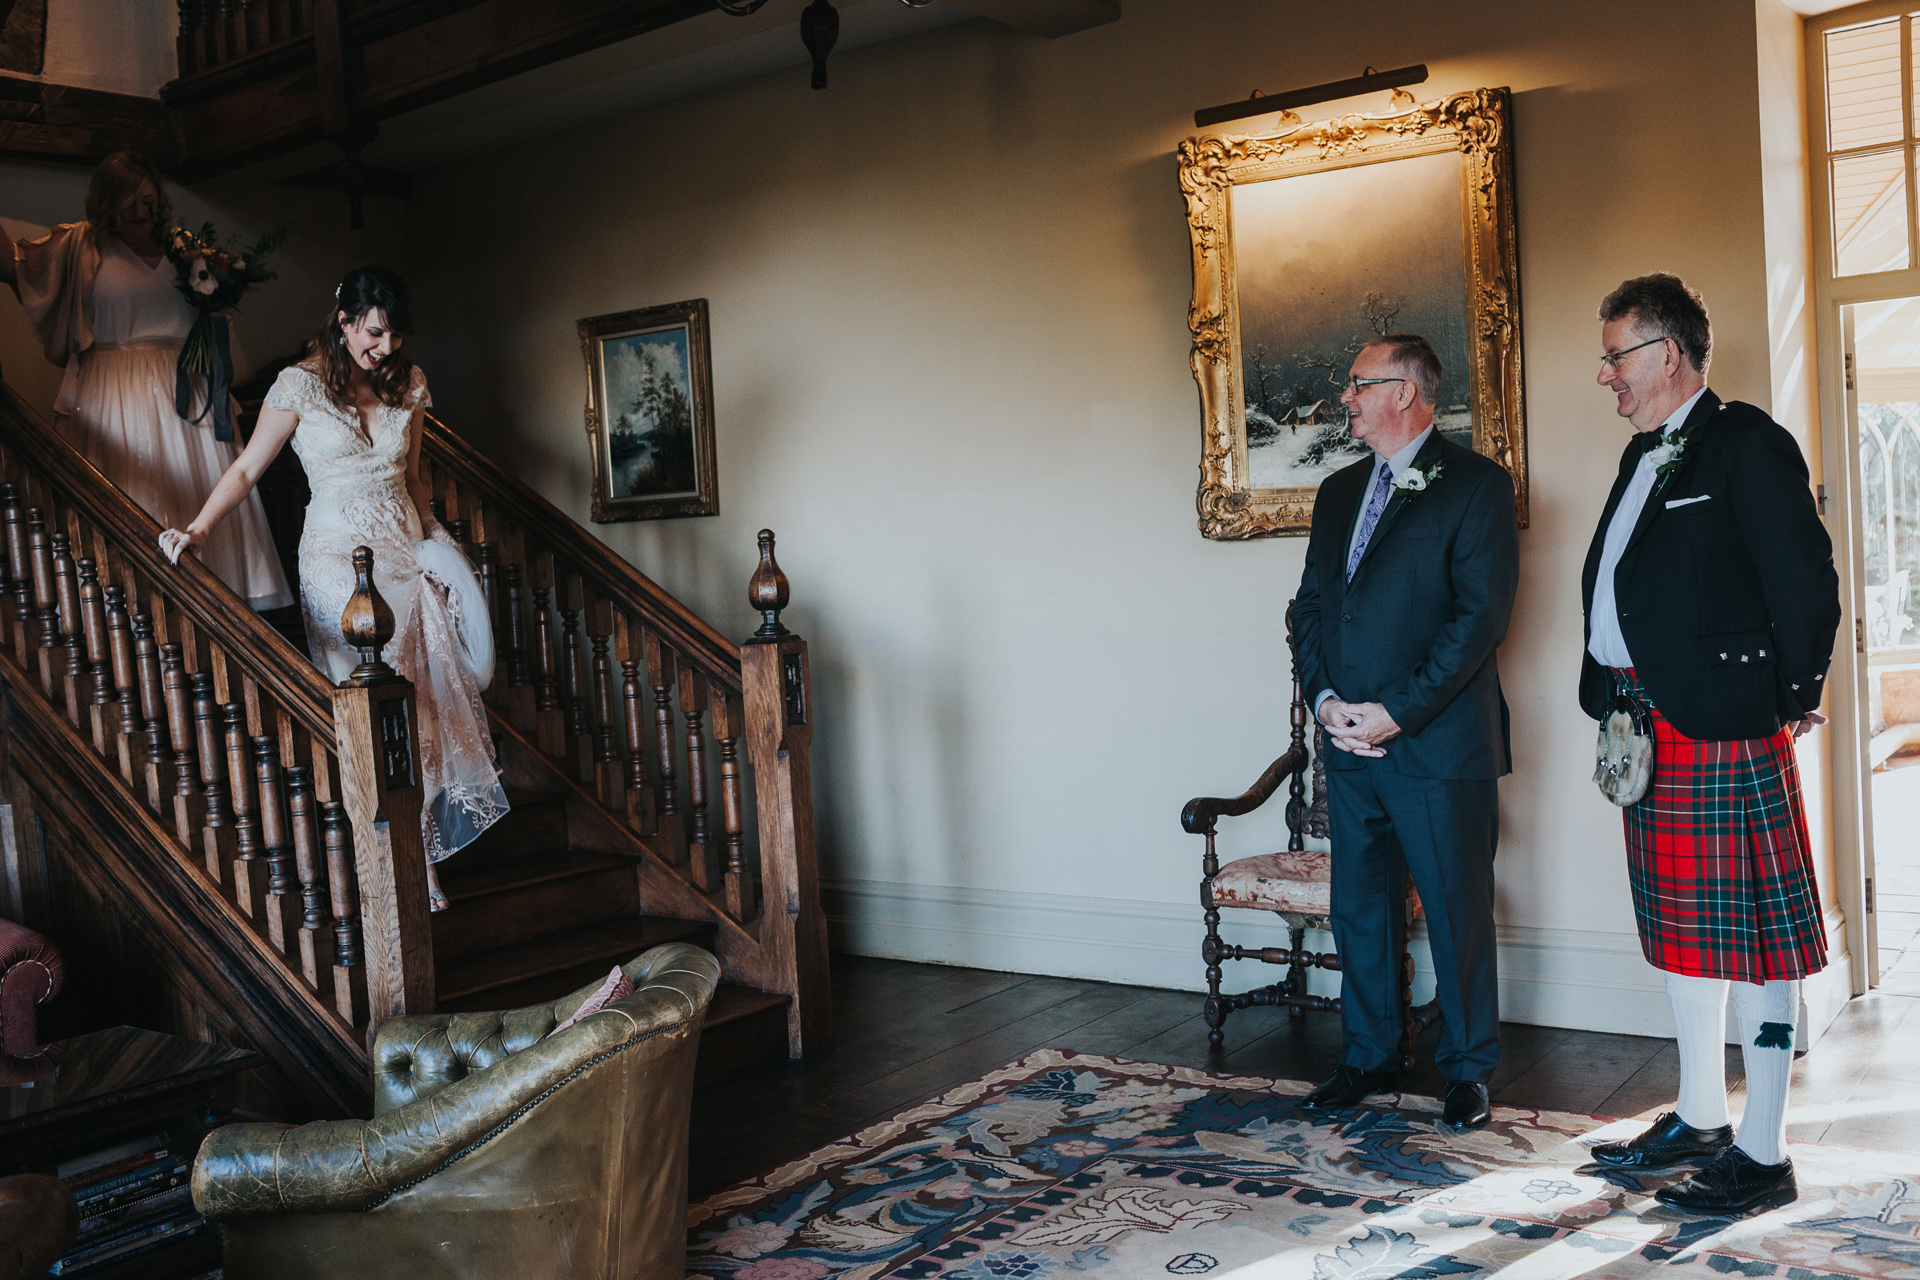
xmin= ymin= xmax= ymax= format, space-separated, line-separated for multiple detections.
xmin=581 ymin=298 xmax=718 ymax=522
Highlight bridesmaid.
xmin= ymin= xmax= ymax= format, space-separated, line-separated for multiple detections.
xmin=0 ymin=152 xmax=291 ymax=610
xmin=160 ymin=267 xmax=505 ymax=911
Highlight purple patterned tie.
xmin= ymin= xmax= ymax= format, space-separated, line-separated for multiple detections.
xmin=1346 ymin=463 xmax=1394 ymax=581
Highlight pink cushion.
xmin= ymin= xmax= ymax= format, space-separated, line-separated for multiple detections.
xmin=1211 ymin=851 xmax=1424 ymax=920
xmin=546 ymin=967 xmax=633 ymax=1039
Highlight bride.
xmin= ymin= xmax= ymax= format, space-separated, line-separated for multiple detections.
xmin=159 ymin=266 xmax=506 ymax=911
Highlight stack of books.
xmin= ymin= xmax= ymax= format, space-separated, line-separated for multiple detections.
xmin=47 ymin=1135 xmax=208 ymax=1277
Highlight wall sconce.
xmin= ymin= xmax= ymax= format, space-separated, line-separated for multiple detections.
xmin=714 ymin=0 xmax=937 ymax=89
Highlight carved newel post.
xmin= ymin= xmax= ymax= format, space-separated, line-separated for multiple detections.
xmin=331 ymin=547 xmax=434 ymax=1037
xmin=739 ymin=530 xmax=829 ymax=1057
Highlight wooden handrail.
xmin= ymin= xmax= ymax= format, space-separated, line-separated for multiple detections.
xmin=0 ymin=381 xmax=336 ymax=740
xmin=420 ymin=415 xmax=742 ymax=692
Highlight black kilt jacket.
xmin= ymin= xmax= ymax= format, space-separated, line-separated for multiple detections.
xmin=1294 ymin=431 xmax=1520 ymax=781
xmin=1578 ymin=389 xmax=1842 ymax=741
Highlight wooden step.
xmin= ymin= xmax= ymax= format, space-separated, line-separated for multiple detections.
xmin=695 ymin=985 xmax=792 ymax=1089
xmin=448 ymin=789 xmax=569 ymax=870
xmin=435 ymin=915 xmax=715 ymax=1008
xmin=431 ymin=849 xmax=641 ymax=960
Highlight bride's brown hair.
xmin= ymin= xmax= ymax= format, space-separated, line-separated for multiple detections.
xmin=83 ymin=152 xmax=173 ymax=252
xmin=307 ymin=266 xmax=416 ymax=410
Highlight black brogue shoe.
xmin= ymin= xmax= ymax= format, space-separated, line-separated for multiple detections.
xmin=1654 ymin=1146 xmax=1797 ymax=1215
xmin=1590 ymin=1111 xmax=1734 ymax=1170
xmin=1302 ymin=1064 xmax=1399 ymax=1109
xmin=1441 ymin=1081 xmax=1491 ymax=1132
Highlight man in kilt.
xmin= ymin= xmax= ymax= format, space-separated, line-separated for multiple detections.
xmin=1580 ymin=273 xmax=1840 ymax=1215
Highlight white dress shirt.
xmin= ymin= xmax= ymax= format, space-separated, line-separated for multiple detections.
xmin=1316 ymin=424 xmax=1437 ymax=719
xmin=1587 ymin=386 xmax=1709 ymax=669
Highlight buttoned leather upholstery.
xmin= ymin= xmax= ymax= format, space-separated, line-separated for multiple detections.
xmin=0 ymin=917 xmax=62 ymax=1085
xmin=192 ymin=942 xmax=719 ymax=1279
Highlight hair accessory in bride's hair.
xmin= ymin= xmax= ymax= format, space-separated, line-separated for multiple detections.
xmin=334 ymin=283 xmax=342 ymax=299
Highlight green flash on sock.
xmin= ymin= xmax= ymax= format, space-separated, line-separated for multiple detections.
xmin=1754 ymin=1022 xmax=1793 ymax=1049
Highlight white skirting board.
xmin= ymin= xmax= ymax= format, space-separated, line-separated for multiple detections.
xmin=822 ymin=879 xmax=1852 ymax=1048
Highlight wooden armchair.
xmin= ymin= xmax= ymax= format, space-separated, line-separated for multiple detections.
xmin=1181 ymin=604 xmax=1440 ymax=1070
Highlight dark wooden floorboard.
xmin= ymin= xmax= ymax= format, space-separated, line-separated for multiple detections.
xmin=689 ymin=958 xmax=1920 ymax=1200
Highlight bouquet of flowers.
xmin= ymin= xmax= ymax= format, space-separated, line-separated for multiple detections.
xmin=165 ymin=223 xmax=287 ymax=442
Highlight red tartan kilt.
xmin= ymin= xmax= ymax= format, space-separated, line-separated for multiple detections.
xmin=1614 ymin=668 xmax=1827 ymax=982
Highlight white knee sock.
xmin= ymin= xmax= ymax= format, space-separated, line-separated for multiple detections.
xmin=1731 ymin=979 xmax=1799 ymax=1166
xmin=1663 ymin=972 xmax=1732 ymax=1130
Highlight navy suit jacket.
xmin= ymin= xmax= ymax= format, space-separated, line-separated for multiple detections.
xmin=1293 ymin=432 xmax=1519 ymax=781
xmin=1578 ymin=390 xmax=1840 ymax=740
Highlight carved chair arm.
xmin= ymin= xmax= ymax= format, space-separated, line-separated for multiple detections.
xmin=1181 ymin=745 xmax=1309 ymax=835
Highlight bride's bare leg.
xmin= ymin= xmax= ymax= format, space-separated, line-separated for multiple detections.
xmin=427 ymin=860 xmax=448 ymax=913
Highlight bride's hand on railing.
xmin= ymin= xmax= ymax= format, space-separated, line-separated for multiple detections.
xmin=158 ymin=527 xmax=206 ymax=564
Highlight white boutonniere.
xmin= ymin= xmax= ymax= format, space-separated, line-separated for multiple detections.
xmin=1391 ymin=458 xmax=1444 ymax=495
xmin=1648 ymin=420 xmax=1701 ymax=495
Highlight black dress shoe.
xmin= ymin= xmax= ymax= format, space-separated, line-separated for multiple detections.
xmin=1302 ymin=1064 xmax=1398 ymax=1109
xmin=1590 ymin=1111 xmax=1734 ymax=1170
xmin=1441 ymin=1081 xmax=1491 ymax=1131
xmin=1655 ymin=1146 xmax=1797 ymax=1215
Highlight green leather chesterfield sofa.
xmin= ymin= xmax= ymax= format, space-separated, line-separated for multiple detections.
xmin=192 ymin=942 xmax=720 ymax=1279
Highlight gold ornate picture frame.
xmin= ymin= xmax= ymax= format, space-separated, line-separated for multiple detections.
xmin=1179 ymin=87 xmax=1526 ymax=539
xmin=581 ymin=298 xmax=719 ymax=523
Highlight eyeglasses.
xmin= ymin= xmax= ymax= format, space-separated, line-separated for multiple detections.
xmin=1343 ymin=377 xmax=1406 ymax=394
xmin=1598 ymin=335 xmax=1669 ymax=371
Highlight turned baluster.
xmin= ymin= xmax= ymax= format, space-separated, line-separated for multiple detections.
xmin=49 ymin=534 xmax=82 ymax=715
xmin=105 ymin=588 xmax=138 ymax=738
xmin=618 ymin=615 xmax=655 ymax=835
xmin=24 ymin=508 xmax=51 ymax=658
xmin=163 ymin=645 xmax=199 ymax=805
xmin=532 ymin=581 xmax=558 ymax=713
xmin=287 ymin=766 xmax=329 ymax=933
xmin=502 ymin=562 xmax=530 ymax=687
xmin=644 ymin=633 xmax=681 ymax=854
xmin=713 ymin=691 xmax=754 ymax=920
xmin=192 ymin=673 xmax=231 ymax=826
xmin=76 ymin=558 xmax=109 ymax=708
xmin=1 ymin=484 xmax=29 ymax=651
xmin=680 ymin=665 xmax=713 ymax=888
xmin=559 ymin=582 xmax=587 ymax=756
xmin=448 ymin=517 xmax=470 ymax=553
xmin=590 ymin=620 xmax=618 ymax=798
xmin=256 ymin=736 xmax=294 ymax=895
xmin=226 ymin=703 xmax=262 ymax=863
xmin=321 ymin=799 xmax=361 ymax=969
xmin=135 ymin=616 xmax=167 ymax=767
xmin=475 ymin=542 xmax=499 ymax=636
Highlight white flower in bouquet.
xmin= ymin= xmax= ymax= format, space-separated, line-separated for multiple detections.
xmin=187 ymin=259 xmax=217 ymax=296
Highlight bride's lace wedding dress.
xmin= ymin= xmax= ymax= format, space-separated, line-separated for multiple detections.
xmin=264 ymin=362 xmax=507 ymax=862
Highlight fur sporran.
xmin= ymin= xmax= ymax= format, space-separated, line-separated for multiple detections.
xmin=1593 ymin=690 xmax=1653 ymax=806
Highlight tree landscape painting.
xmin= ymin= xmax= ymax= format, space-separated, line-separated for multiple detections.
xmin=582 ymin=298 xmax=718 ymax=522
xmin=1230 ymin=148 xmax=1473 ymax=491
xmin=603 ymin=325 xmax=698 ymax=499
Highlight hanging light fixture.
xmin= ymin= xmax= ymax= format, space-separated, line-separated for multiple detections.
xmin=711 ymin=0 xmax=937 ymax=86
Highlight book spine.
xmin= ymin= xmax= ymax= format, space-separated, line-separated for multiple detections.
xmin=63 ymin=1149 xmax=171 ymax=1192
xmin=51 ymin=1215 xmax=207 ymax=1274
xmin=76 ymin=1184 xmax=194 ymax=1238
xmin=75 ymin=1168 xmax=189 ymax=1215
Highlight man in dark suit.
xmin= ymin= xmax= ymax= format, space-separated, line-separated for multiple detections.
xmin=1292 ymin=333 xmax=1519 ymax=1132
xmin=1579 ymin=274 xmax=1838 ymax=1215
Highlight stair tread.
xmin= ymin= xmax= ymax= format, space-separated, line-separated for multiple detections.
xmin=437 ymin=847 xmax=633 ymax=902
xmin=706 ymin=984 xmax=790 ymax=1027
xmin=435 ymin=915 xmax=710 ymax=1002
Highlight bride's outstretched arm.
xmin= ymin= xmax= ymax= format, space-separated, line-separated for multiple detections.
xmin=402 ymin=404 xmax=448 ymax=542
xmin=159 ymin=405 xmax=299 ymax=563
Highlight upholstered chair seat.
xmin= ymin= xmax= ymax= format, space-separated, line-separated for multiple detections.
xmin=192 ymin=942 xmax=720 ymax=1280
xmin=1211 ymin=849 xmax=1426 ymax=926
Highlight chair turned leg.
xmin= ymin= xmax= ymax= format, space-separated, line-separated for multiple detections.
xmin=1202 ymin=901 xmax=1227 ymax=1048
xmin=1286 ymin=924 xmax=1306 ymax=1017
xmin=1398 ymin=924 xmax=1419 ymax=1075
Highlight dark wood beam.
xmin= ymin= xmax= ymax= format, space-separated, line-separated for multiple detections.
xmin=166 ymin=0 xmax=713 ymax=181
xmin=0 ymin=74 xmax=181 ymax=168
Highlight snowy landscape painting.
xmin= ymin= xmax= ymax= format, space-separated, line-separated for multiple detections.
xmin=1230 ymin=148 xmax=1473 ymax=491
xmin=581 ymin=298 xmax=718 ymax=522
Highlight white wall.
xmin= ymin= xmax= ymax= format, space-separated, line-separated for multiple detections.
xmin=39 ymin=0 xmax=175 ymax=96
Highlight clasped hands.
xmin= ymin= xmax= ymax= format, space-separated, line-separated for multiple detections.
xmin=1319 ymin=698 xmax=1400 ymax=758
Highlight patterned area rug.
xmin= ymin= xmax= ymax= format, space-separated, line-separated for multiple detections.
xmin=687 ymin=1050 xmax=1920 ymax=1280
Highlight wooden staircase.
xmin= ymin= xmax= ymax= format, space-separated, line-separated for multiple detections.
xmin=0 ymin=372 xmax=826 ymax=1119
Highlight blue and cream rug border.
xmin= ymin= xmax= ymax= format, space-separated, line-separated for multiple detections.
xmin=687 ymin=1050 xmax=1920 ymax=1280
